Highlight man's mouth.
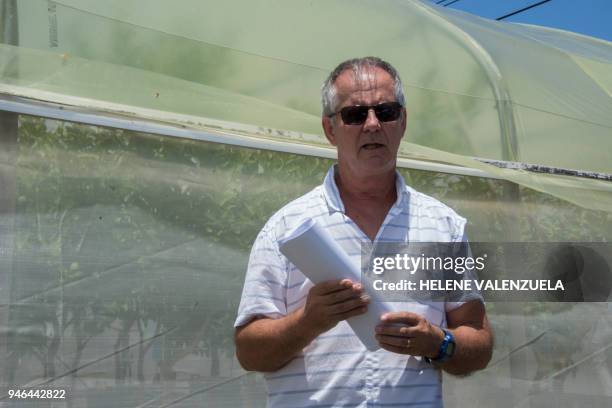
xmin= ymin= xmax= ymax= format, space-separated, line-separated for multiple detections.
xmin=361 ymin=143 xmax=385 ymax=150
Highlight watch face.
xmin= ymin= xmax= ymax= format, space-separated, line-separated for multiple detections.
xmin=446 ymin=341 xmax=456 ymax=357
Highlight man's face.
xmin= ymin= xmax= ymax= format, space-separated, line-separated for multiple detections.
xmin=322 ymin=66 xmax=406 ymax=178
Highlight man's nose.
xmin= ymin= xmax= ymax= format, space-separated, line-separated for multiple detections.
xmin=363 ymin=109 xmax=381 ymax=132
xmin=363 ymin=109 xmax=380 ymax=132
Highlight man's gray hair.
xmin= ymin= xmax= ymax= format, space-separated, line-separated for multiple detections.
xmin=321 ymin=56 xmax=405 ymax=117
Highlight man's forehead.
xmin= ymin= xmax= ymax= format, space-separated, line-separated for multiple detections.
xmin=334 ymin=66 xmax=395 ymax=103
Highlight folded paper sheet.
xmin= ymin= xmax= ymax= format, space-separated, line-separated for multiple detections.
xmin=278 ymin=218 xmax=390 ymax=351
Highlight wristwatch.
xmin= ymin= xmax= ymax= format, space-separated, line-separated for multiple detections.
xmin=425 ymin=328 xmax=455 ymax=365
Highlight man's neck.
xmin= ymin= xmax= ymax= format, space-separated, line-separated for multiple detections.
xmin=335 ymin=165 xmax=397 ymax=206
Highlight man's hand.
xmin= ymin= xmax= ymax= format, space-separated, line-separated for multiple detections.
xmin=374 ymin=300 xmax=493 ymax=376
xmin=301 ymin=279 xmax=370 ymax=336
xmin=235 ymin=279 xmax=369 ymax=372
xmin=375 ymin=312 xmax=444 ymax=358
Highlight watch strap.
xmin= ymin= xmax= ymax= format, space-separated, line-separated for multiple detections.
xmin=425 ymin=328 xmax=455 ymax=365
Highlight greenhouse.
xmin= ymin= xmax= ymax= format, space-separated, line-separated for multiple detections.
xmin=0 ymin=0 xmax=611 ymax=406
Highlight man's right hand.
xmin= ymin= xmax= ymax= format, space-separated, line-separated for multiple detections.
xmin=235 ymin=278 xmax=369 ymax=372
xmin=300 ymin=279 xmax=370 ymax=336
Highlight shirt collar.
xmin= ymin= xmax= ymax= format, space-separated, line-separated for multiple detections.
xmin=322 ymin=164 xmax=409 ymax=214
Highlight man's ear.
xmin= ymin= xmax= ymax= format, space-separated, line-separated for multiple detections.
xmin=322 ymin=116 xmax=337 ymax=146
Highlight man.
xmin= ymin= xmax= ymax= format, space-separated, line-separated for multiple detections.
xmin=234 ymin=57 xmax=493 ymax=407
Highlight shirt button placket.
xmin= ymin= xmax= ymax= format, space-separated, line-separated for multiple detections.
xmin=364 ymin=351 xmax=380 ymax=405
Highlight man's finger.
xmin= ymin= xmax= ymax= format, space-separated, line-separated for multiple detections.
xmin=330 ymin=295 xmax=370 ymax=315
xmin=380 ymin=311 xmax=421 ymax=325
xmin=324 ymin=286 xmax=363 ymax=305
xmin=311 ymin=279 xmax=354 ymax=295
xmin=376 ymin=334 xmax=414 ymax=348
xmin=375 ymin=325 xmax=414 ymax=337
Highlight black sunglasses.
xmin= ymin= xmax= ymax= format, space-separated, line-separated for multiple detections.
xmin=329 ymin=102 xmax=403 ymax=125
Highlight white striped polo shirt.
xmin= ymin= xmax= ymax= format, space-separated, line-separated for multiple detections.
xmin=235 ymin=165 xmax=476 ymax=408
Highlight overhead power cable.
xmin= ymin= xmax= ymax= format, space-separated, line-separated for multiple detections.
xmin=496 ymin=0 xmax=552 ymax=21
xmin=434 ymin=0 xmax=460 ymax=5
xmin=443 ymin=0 xmax=462 ymax=6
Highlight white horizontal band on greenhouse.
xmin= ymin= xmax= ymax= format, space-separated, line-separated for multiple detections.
xmin=0 ymin=89 xmax=501 ymax=180
xmin=4 ymin=88 xmax=610 ymax=182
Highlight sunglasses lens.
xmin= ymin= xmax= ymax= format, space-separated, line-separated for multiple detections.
xmin=374 ymin=102 xmax=402 ymax=122
xmin=340 ymin=106 xmax=369 ymax=125
xmin=338 ymin=102 xmax=402 ymax=125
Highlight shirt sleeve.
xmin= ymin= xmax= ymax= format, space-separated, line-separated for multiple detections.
xmin=234 ymin=224 xmax=289 ymax=327
xmin=445 ymin=216 xmax=485 ymax=312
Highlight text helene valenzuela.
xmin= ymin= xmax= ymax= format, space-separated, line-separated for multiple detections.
xmin=369 ymin=254 xmax=565 ymax=292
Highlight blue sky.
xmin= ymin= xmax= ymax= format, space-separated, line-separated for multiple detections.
xmin=428 ymin=0 xmax=612 ymax=42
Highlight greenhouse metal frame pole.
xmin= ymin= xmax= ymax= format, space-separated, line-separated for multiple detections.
xmin=416 ymin=1 xmax=520 ymax=163
xmin=0 ymin=0 xmax=19 ymax=388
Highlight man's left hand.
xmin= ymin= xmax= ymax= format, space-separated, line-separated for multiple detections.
xmin=375 ymin=312 xmax=445 ymax=358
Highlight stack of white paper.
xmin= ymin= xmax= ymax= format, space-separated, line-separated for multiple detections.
xmin=279 ymin=218 xmax=390 ymax=351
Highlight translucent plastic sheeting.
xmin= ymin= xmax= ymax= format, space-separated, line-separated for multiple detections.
xmin=3 ymin=0 xmax=610 ymax=172
xmin=498 ymin=23 xmax=612 ymax=64
xmin=0 ymin=43 xmax=498 ymax=157
xmin=12 ymin=0 xmax=495 ymax=131
xmin=437 ymin=6 xmax=612 ymax=172
xmin=1 ymin=44 xmax=611 ymax=214
xmin=571 ymin=56 xmax=612 ymax=97
xmin=0 ymin=115 xmax=611 ymax=406
xmin=401 ymin=142 xmax=612 ymax=214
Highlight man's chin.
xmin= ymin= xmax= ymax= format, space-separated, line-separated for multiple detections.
xmin=352 ymin=161 xmax=396 ymax=178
